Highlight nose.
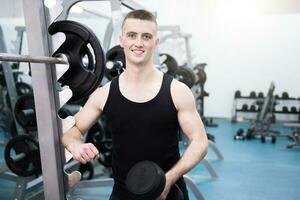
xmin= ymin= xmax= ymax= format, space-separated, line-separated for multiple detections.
xmin=134 ymin=36 xmax=143 ymax=47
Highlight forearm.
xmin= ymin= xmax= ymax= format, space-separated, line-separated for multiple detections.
xmin=62 ymin=126 xmax=84 ymax=152
xmin=166 ymin=138 xmax=208 ymax=184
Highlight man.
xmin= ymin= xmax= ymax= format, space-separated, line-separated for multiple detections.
xmin=62 ymin=9 xmax=208 ymax=200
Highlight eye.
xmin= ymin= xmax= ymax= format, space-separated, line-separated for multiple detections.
xmin=143 ymin=34 xmax=152 ymax=40
xmin=127 ymin=32 xmax=136 ymax=39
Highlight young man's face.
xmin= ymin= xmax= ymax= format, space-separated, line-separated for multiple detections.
xmin=119 ymin=18 xmax=159 ymax=66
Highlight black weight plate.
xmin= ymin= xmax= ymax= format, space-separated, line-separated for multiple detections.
xmin=48 ymin=20 xmax=105 ymax=102
xmin=105 ymin=45 xmax=126 ymax=80
xmin=5 ymin=135 xmax=41 ymax=177
xmin=14 ymin=93 xmax=37 ymax=132
xmin=159 ymin=53 xmax=178 ymax=75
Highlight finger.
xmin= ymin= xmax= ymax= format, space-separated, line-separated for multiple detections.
xmin=94 ymin=154 xmax=100 ymax=160
xmin=88 ymin=143 xmax=99 ymax=155
xmin=76 ymin=156 xmax=87 ymax=164
xmin=86 ymin=148 xmax=96 ymax=159
xmin=81 ymin=151 xmax=91 ymax=162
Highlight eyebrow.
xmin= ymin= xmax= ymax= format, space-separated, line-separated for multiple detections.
xmin=125 ymin=31 xmax=154 ymax=37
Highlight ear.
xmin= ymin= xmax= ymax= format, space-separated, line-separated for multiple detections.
xmin=155 ymin=37 xmax=159 ymax=47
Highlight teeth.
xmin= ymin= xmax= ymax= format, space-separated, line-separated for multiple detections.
xmin=132 ymin=50 xmax=144 ymax=54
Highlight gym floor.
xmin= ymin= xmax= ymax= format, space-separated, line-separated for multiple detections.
xmin=0 ymin=118 xmax=300 ymax=200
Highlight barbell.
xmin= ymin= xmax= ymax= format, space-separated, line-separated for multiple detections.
xmin=0 ymin=20 xmax=105 ymax=102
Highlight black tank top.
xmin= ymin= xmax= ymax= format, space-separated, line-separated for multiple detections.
xmin=102 ymin=73 xmax=189 ymax=199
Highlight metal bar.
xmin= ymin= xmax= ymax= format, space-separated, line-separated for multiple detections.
xmin=80 ymin=6 xmax=111 ymax=20
xmin=183 ymin=34 xmax=193 ymax=68
xmin=103 ymin=20 xmax=114 ymax=51
xmin=57 ymin=0 xmax=108 ymax=21
xmin=183 ymin=175 xmax=206 ymax=200
xmin=0 ymin=53 xmax=68 ymax=65
xmin=208 ymin=140 xmax=224 ymax=160
xmin=22 ymin=0 xmax=68 ymax=199
xmin=201 ymin=158 xmax=218 ymax=179
xmin=121 ymin=0 xmax=145 ymax=10
xmin=0 ymin=25 xmax=24 ymax=137
xmin=158 ymin=25 xmax=180 ymax=32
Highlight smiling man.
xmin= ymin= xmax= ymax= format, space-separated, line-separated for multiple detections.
xmin=62 ymin=9 xmax=208 ymax=200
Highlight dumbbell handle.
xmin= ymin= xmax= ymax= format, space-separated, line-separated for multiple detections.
xmin=11 ymin=153 xmax=26 ymax=162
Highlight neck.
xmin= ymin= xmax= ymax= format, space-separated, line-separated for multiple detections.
xmin=121 ymin=62 xmax=161 ymax=85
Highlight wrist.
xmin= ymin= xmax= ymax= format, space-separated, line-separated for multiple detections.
xmin=165 ymin=170 xmax=178 ymax=185
xmin=65 ymin=140 xmax=83 ymax=153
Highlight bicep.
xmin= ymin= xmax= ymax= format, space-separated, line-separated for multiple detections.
xmin=74 ymin=88 xmax=104 ymax=133
xmin=177 ymin=100 xmax=206 ymax=142
xmin=173 ymin=82 xmax=206 ymax=141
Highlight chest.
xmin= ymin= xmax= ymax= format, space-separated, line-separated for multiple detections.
xmin=119 ymin=83 xmax=161 ymax=103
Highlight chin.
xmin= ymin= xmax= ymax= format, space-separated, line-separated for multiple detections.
xmin=129 ymin=57 xmax=147 ymax=65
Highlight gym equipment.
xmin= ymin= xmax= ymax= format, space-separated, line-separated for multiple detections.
xmin=105 ymin=45 xmax=126 ymax=80
xmin=207 ymin=133 xmax=215 ymax=142
xmin=126 ymin=161 xmax=184 ymax=200
xmin=0 ymin=20 xmax=105 ymax=103
xmin=282 ymin=106 xmax=289 ymax=113
xmin=174 ymin=66 xmax=196 ymax=88
xmin=192 ymin=63 xmax=218 ymax=127
xmin=250 ymin=105 xmax=256 ymax=112
xmin=15 ymin=82 xmax=33 ymax=96
xmin=4 ymin=135 xmax=41 ymax=177
xmin=159 ymin=53 xmax=178 ymax=75
xmin=193 ymin=63 xmax=207 ymax=85
xmin=67 ymin=175 xmax=205 ymax=200
xmin=14 ymin=93 xmax=37 ymax=132
xmin=79 ymin=162 xmax=94 ymax=180
xmin=234 ymin=128 xmax=245 ymax=140
xmin=258 ymin=92 xmax=264 ymax=98
xmin=0 ymin=25 xmax=24 ymax=137
xmin=250 ymin=91 xmax=256 ymax=98
xmin=241 ymin=104 xmax=249 ymax=111
xmin=86 ymin=122 xmax=112 ymax=167
xmin=281 ymin=91 xmax=289 ymax=99
xmin=284 ymin=123 xmax=300 ymax=149
xmin=236 ymin=82 xmax=279 ymax=143
xmin=290 ymin=106 xmax=298 ymax=113
xmin=234 ymin=90 xmax=241 ymax=98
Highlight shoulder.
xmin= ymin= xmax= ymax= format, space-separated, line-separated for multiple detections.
xmin=170 ymin=78 xmax=195 ymax=111
xmin=87 ymin=81 xmax=111 ymax=111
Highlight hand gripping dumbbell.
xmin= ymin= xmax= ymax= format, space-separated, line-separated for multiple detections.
xmin=126 ymin=161 xmax=184 ymax=200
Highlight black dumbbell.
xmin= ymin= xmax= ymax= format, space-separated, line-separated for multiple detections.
xmin=234 ymin=90 xmax=241 ymax=98
xmin=241 ymin=104 xmax=248 ymax=111
xmin=250 ymin=105 xmax=256 ymax=112
xmin=282 ymin=106 xmax=289 ymax=113
xmin=290 ymin=107 xmax=297 ymax=113
xmin=249 ymin=91 xmax=256 ymax=98
xmin=282 ymin=92 xmax=289 ymax=99
xmin=258 ymin=92 xmax=264 ymax=98
xmin=126 ymin=161 xmax=184 ymax=200
xmin=234 ymin=128 xmax=245 ymax=140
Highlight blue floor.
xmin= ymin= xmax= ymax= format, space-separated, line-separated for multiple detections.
xmin=192 ymin=119 xmax=300 ymax=200
xmin=1 ymin=118 xmax=300 ymax=200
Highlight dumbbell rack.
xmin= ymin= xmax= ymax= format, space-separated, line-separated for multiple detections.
xmin=232 ymin=93 xmax=300 ymax=123
xmin=273 ymin=98 xmax=300 ymax=123
xmin=232 ymin=94 xmax=264 ymax=122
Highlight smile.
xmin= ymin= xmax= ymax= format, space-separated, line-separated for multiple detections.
xmin=131 ymin=49 xmax=145 ymax=55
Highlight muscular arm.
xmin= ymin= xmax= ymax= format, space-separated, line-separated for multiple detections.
xmin=159 ymin=80 xmax=208 ymax=199
xmin=62 ymin=83 xmax=110 ymax=163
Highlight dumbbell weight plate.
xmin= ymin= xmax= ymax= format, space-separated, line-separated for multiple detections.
xmin=5 ymin=135 xmax=41 ymax=177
